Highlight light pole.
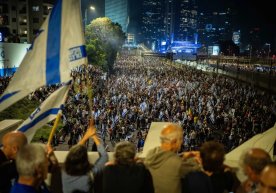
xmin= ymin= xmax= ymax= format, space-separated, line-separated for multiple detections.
xmin=84 ymin=6 xmax=95 ymax=26
xmin=265 ymin=43 xmax=271 ymax=59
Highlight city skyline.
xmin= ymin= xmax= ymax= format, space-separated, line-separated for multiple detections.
xmin=1 ymin=0 xmax=275 ymax=53
xmin=127 ymin=0 xmax=275 ymax=51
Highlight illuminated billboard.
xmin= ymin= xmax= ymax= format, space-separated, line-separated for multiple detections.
xmin=0 ymin=43 xmax=31 ymax=76
xmin=232 ymin=31 xmax=240 ymax=45
xmin=212 ymin=46 xmax=220 ymax=55
xmin=208 ymin=45 xmax=220 ymax=56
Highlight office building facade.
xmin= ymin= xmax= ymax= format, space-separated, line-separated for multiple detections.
xmin=176 ymin=0 xmax=197 ymax=41
xmin=105 ymin=0 xmax=128 ymax=33
xmin=141 ymin=0 xmax=164 ymax=48
xmin=0 ymin=0 xmax=53 ymax=43
xmin=141 ymin=0 xmax=198 ymax=50
xmin=198 ymin=8 xmax=233 ymax=47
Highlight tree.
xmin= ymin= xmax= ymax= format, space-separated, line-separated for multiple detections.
xmin=85 ymin=17 xmax=125 ymax=72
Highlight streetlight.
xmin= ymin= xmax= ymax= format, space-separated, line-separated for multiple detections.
xmin=265 ymin=43 xmax=271 ymax=59
xmin=84 ymin=6 xmax=95 ymax=26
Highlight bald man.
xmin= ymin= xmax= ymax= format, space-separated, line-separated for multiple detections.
xmin=237 ymin=148 xmax=272 ymax=193
xmin=144 ymin=123 xmax=200 ymax=193
xmin=0 ymin=131 xmax=27 ymax=193
xmin=259 ymin=162 xmax=276 ymax=193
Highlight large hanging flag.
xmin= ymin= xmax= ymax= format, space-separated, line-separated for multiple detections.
xmin=16 ymin=81 xmax=71 ymax=143
xmin=0 ymin=0 xmax=87 ymax=112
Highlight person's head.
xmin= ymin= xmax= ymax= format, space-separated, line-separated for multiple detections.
xmin=16 ymin=143 xmax=48 ymax=186
xmin=241 ymin=148 xmax=271 ymax=182
xmin=259 ymin=162 xmax=276 ymax=193
xmin=114 ymin=141 xmax=136 ymax=165
xmin=64 ymin=144 xmax=91 ymax=176
xmin=160 ymin=123 xmax=183 ymax=152
xmin=2 ymin=131 xmax=27 ymax=159
xmin=199 ymin=141 xmax=225 ymax=172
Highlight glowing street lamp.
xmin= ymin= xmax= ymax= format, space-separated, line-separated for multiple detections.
xmin=84 ymin=6 xmax=96 ymax=26
xmin=90 ymin=6 xmax=95 ymax=11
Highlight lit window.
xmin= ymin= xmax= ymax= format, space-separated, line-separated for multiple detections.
xmin=32 ymin=6 xmax=39 ymax=12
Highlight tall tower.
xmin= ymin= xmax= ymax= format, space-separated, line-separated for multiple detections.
xmin=141 ymin=0 xmax=163 ymax=49
xmin=198 ymin=8 xmax=234 ymax=47
xmin=105 ymin=0 xmax=129 ymax=33
xmin=176 ymin=0 xmax=197 ymax=41
xmin=164 ymin=0 xmax=174 ymax=44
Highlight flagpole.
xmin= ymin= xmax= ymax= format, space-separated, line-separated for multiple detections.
xmin=47 ymin=113 xmax=62 ymax=146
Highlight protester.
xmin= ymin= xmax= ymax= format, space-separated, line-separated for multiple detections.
xmin=199 ymin=141 xmax=240 ymax=193
xmin=9 ymin=143 xmax=50 ymax=193
xmin=62 ymin=119 xmax=108 ymax=193
xmin=102 ymin=141 xmax=154 ymax=193
xmin=1 ymin=54 xmax=275 ymax=154
xmin=144 ymin=123 xmax=200 ymax=193
xmin=0 ymin=131 xmax=27 ymax=193
xmin=258 ymin=162 xmax=276 ymax=193
xmin=237 ymin=148 xmax=272 ymax=193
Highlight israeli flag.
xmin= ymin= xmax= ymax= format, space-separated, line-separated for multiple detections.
xmin=0 ymin=0 xmax=87 ymax=112
xmin=122 ymin=108 xmax=128 ymax=117
xmin=16 ymin=81 xmax=71 ymax=143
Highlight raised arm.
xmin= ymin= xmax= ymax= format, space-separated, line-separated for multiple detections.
xmin=78 ymin=119 xmax=108 ymax=173
xmin=78 ymin=119 xmax=97 ymax=145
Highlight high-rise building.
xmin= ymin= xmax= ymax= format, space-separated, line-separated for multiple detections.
xmin=176 ymin=0 xmax=197 ymax=41
xmin=198 ymin=8 xmax=233 ymax=47
xmin=248 ymin=27 xmax=262 ymax=55
xmin=141 ymin=0 xmax=164 ymax=48
xmin=105 ymin=0 xmax=129 ymax=33
xmin=141 ymin=0 xmax=199 ymax=50
xmin=164 ymin=0 xmax=174 ymax=43
xmin=0 ymin=0 xmax=53 ymax=43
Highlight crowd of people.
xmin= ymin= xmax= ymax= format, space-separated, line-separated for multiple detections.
xmin=0 ymin=53 xmax=276 ymax=192
xmin=58 ymin=54 xmax=276 ymax=152
xmin=0 ymin=54 xmax=276 ymax=153
xmin=1 ymin=123 xmax=275 ymax=193
xmin=0 ymin=76 xmax=12 ymax=95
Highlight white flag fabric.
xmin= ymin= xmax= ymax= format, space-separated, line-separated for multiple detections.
xmin=16 ymin=81 xmax=70 ymax=143
xmin=0 ymin=0 xmax=87 ymax=112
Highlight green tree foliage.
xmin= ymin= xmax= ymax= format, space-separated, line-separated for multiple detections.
xmin=85 ymin=17 xmax=125 ymax=72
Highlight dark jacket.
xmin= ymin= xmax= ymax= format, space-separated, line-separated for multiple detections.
xmin=182 ymin=171 xmax=213 ymax=193
xmin=210 ymin=168 xmax=240 ymax=193
xmin=0 ymin=149 xmax=17 ymax=193
xmin=102 ymin=163 xmax=154 ymax=193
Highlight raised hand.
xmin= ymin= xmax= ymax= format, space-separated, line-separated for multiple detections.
xmin=86 ymin=118 xmax=96 ymax=137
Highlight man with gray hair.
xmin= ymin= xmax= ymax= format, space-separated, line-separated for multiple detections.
xmin=237 ymin=148 xmax=272 ymax=193
xmin=10 ymin=143 xmax=50 ymax=193
xmin=144 ymin=123 xmax=200 ymax=193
